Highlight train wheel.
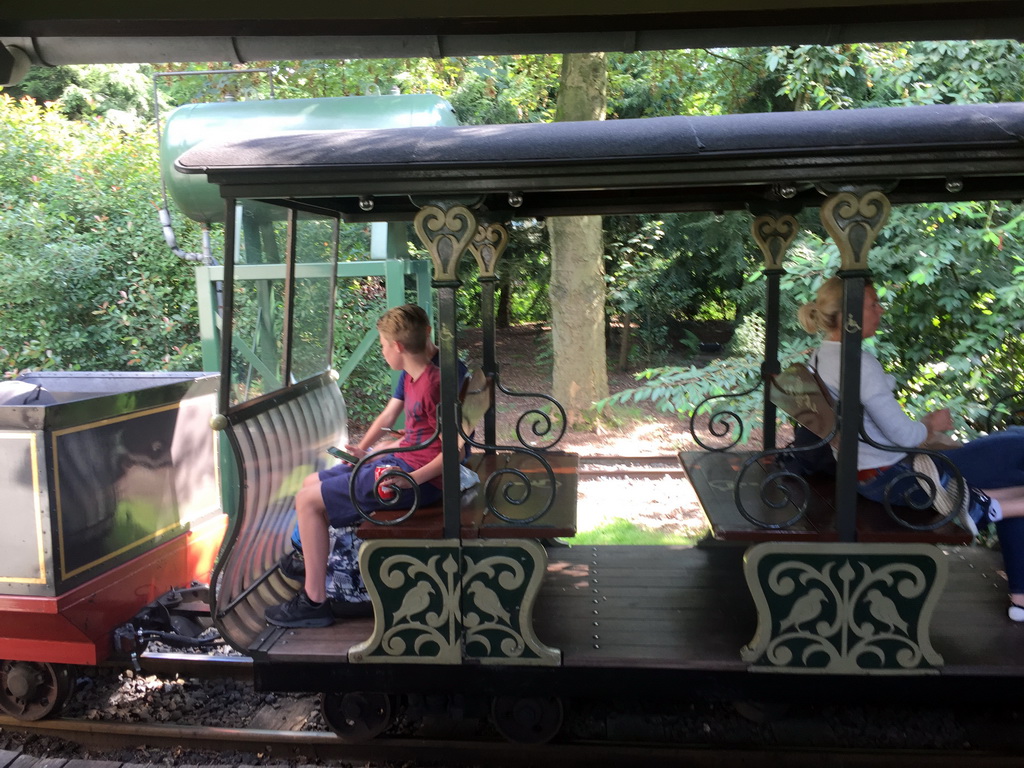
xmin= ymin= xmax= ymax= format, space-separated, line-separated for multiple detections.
xmin=0 ymin=660 xmax=73 ymax=721
xmin=320 ymin=691 xmax=393 ymax=742
xmin=491 ymin=695 xmax=563 ymax=744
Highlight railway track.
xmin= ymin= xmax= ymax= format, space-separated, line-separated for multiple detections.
xmin=132 ymin=652 xmax=252 ymax=680
xmin=3 ymin=713 xmax=1024 ymax=768
xmin=578 ymin=455 xmax=687 ymax=478
xmin=7 ymin=653 xmax=1024 ymax=766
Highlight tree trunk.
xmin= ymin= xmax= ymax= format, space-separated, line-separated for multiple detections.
xmin=548 ymin=52 xmax=609 ymax=429
xmin=496 ymin=272 xmax=512 ymax=328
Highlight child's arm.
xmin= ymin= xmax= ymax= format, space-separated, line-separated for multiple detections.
xmin=408 ymin=450 xmax=444 ymax=487
xmin=351 ymin=397 xmax=405 ymax=454
xmin=387 ymin=449 xmax=444 ymax=490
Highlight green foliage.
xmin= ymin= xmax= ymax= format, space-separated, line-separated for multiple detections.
xmin=455 ymin=220 xmax=550 ymax=329
xmin=600 ymin=39 xmax=1024 ymax=431
xmin=765 ymin=44 xmax=878 ymax=109
xmin=599 ymin=356 xmax=758 ymax=420
xmin=7 ymin=64 xmax=155 ymax=124
xmin=448 ymin=56 xmax=561 ymax=125
xmin=758 ymin=40 xmax=1024 ymax=111
xmin=866 ymin=201 xmax=1024 ymax=429
xmin=0 ymin=95 xmax=201 ymax=375
xmin=332 ymin=277 xmax=392 ymax=426
xmin=152 ymin=63 xmax=277 ymax=104
xmin=604 ymin=217 xmax=676 ymax=364
xmin=877 ymin=40 xmax=1024 ymax=105
xmin=607 ymin=49 xmax=768 ymax=116
xmin=603 ymin=211 xmax=761 ymax=367
xmin=571 ymin=517 xmax=700 ymax=546
xmin=4 ymin=42 xmax=1024 ymax=429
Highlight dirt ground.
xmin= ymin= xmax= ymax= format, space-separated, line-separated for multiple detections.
xmin=459 ymin=323 xmax=712 ymax=537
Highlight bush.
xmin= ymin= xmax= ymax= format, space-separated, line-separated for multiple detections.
xmin=0 ymin=95 xmax=202 ymax=376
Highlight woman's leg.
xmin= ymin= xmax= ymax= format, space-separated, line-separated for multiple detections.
xmin=982 ymin=486 xmax=1024 ymax=518
xmin=995 ymin=515 xmax=1024 ymax=618
xmin=942 ymin=430 xmax=1024 ymax=489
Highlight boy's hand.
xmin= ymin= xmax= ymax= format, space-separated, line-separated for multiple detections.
xmin=345 ymin=444 xmax=367 ymax=458
xmin=388 ymin=475 xmax=414 ymax=490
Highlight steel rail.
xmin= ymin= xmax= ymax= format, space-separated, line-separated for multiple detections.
xmin=2 ymin=715 xmax=1023 ymax=768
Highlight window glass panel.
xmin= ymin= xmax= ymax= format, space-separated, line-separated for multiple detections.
xmin=291 ymin=211 xmax=338 ymax=382
xmin=227 ymin=201 xmax=287 ymax=405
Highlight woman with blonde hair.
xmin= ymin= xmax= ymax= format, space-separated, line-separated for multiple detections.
xmin=800 ymin=276 xmax=1024 ymax=621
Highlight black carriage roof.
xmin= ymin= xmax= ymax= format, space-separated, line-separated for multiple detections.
xmin=175 ymin=102 xmax=1024 ymax=219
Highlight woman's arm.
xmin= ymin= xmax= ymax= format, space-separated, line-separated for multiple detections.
xmin=859 ymin=353 xmax=928 ymax=448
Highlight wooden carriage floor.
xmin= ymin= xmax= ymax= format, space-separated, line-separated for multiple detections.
xmin=257 ymin=543 xmax=1024 ymax=677
xmin=536 ymin=543 xmax=1024 ymax=675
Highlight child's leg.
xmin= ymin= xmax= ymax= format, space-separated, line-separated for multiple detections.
xmin=288 ymin=470 xmax=334 ymax=553
xmin=294 ymin=481 xmax=331 ymax=603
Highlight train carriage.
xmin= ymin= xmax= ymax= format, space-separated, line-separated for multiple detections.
xmin=0 ymin=371 xmax=225 ymax=720
xmin=174 ymin=101 xmax=1024 ymax=742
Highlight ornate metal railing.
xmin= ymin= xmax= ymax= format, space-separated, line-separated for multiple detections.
xmin=731 ymin=403 xmax=968 ymax=532
xmin=689 ymin=380 xmax=762 ymax=452
xmin=348 ymin=426 xmax=438 ymax=526
xmin=493 ymin=374 xmax=567 ymax=451
xmin=348 ymin=381 xmax=568 ymax=527
xmin=733 ymin=425 xmax=837 ymax=529
xmin=460 ymin=428 xmax=557 ymax=525
xmin=859 ymin=432 xmax=966 ymax=532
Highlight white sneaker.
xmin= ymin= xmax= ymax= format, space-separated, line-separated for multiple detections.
xmin=1008 ymin=603 xmax=1024 ymax=622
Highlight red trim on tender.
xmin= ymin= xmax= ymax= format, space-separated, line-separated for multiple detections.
xmin=0 ymin=515 xmax=226 ymax=665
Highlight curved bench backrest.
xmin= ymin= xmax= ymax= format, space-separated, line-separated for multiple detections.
xmin=211 ymin=373 xmax=347 ymax=652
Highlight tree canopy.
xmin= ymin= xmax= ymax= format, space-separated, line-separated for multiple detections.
xmin=2 ymin=42 xmax=1024 ymax=432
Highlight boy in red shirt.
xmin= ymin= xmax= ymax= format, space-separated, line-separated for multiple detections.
xmin=265 ymin=304 xmax=443 ymax=628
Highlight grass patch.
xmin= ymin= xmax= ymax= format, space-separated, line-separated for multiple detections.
xmin=571 ymin=517 xmax=699 ymax=546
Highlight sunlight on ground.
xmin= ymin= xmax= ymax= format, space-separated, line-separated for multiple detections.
xmin=575 ymin=474 xmax=708 ymax=543
xmin=561 ymin=418 xmax=692 ymax=457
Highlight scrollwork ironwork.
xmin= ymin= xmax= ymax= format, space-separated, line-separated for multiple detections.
xmin=413 ymin=204 xmax=477 ymax=282
xmin=734 ymin=448 xmax=816 ymax=530
xmin=493 ymin=375 xmax=567 ymax=451
xmin=751 ymin=213 xmax=798 ymax=270
xmin=857 ymin=429 xmax=966 ymax=532
xmin=347 ymin=418 xmax=443 ymax=526
xmin=742 ymin=543 xmax=946 ymax=672
xmin=468 ymin=222 xmax=508 ymax=279
xmin=459 ymin=427 xmax=557 ymax=525
xmin=689 ymin=380 xmax=761 ymax=452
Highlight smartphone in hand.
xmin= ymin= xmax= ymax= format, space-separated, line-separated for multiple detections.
xmin=327 ymin=446 xmax=360 ymax=465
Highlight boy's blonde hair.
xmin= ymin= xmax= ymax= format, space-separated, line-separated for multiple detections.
xmin=377 ymin=304 xmax=430 ymax=354
xmin=797 ymin=276 xmax=875 ymax=335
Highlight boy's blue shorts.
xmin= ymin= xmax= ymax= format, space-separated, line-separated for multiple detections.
xmin=318 ymin=455 xmax=441 ymax=527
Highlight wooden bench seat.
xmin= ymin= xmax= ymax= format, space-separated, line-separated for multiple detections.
xmin=358 ymin=451 xmax=578 ymax=539
xmin=355 ymin=367 xmax=578 ymax=540
xmin=680 ymin=450 xmax=971 ymax=545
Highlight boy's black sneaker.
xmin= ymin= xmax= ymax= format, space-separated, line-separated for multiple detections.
xmin=265 ymin=589 xmax=334 ymax=628
xmin=278 ymin=549 xmax=305 ymax=581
